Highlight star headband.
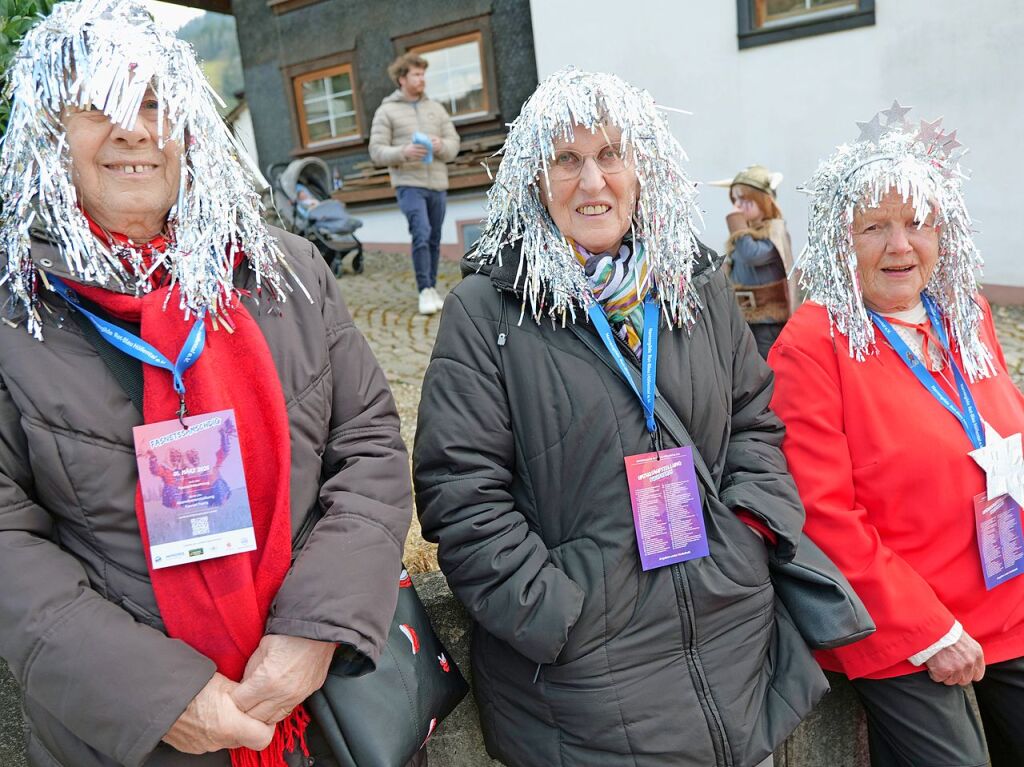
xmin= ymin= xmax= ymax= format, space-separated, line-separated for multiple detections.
xmin=797 ymin=100 xmax=993 ymax=380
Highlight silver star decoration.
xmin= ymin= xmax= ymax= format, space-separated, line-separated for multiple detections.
xmin=916 ymin=117 xmax=944 ymax=146
xmin=939 ymin=129 xmax=962 ymax=155
xmin=880 ymin=99 xmax=912 ymax=128
xmin=855 ymin=113 xmax=885 ymax=144
xmin=970 ymin=423 xmax=1024 ymax=506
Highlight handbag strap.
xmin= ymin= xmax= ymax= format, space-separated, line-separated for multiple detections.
xmin=65 ymin=297 xmax=145 ymax=414
xmin=566 ymin=321 xmax=719 ymax=497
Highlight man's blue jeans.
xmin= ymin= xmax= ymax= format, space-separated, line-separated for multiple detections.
xmin=396 ymin=186 xmax=446 ymax=292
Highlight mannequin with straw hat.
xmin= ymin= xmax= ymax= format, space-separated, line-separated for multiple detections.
xmin=710 ymin=164 xmax=795 ymax=358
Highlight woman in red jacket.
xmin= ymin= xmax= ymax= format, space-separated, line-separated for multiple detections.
xmin=770 ymin=104 xmax=1024 ymax=767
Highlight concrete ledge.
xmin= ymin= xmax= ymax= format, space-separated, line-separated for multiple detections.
xmin=2 ymin=572 xmax=975 ymax=766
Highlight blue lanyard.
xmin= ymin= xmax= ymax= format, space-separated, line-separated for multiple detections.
xmin=868 ymin=293 xmax=985 ymax=450
xmin=48 ymin=275 xmax=206 ymax=397
xmin=587 ymin=295 xmax=659 ymax=435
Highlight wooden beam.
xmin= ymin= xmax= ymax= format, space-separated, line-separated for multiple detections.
xmin=164 ymin=0 xmax=232 ymax=15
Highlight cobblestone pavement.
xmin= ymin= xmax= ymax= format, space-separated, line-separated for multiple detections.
xmin=341 ymin=252 xmax=1024 ymax=571
xmin=336 ymin=250 xmax=463 ymax=573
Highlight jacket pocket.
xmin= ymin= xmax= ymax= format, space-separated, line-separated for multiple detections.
xmin=547 ymin=537 xmax=606 ymax=665
xmin=704 ymin=495 xmax=771 ymax=588
xmin=541 ymin=646 xmax=631 ymax=764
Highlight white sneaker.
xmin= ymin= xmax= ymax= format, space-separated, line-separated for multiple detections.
xmin=419 ymin=288 xmax=438 ymax=315
xmin=429 ymin=286 xmax=445 ymax=312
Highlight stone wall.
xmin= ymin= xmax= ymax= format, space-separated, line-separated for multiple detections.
xmin=6 ymin=572 xmax=966 ymax=766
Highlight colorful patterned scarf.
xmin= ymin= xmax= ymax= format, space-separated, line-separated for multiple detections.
xmin=572 ymin=238 xmax=651 ymax=354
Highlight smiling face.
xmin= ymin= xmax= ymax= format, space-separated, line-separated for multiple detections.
xmin=851 ymin=188 xmax=940 ymax=313
xmin=542 ymin=125 xmax=639 ymax=254
xmin=63 ymin=89 xmax=182 ymax=240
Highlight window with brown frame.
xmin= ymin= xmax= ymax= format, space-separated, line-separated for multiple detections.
xmin=737 ymin=0 xmax=874 ymax=48
xmin=293 ymin=63 xmax=361 ymax=148
xmin=410 ymin=31 xmax=489 ymax=120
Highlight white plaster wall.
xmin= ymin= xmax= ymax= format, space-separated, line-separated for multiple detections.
xmin=230 ymin=107 xmax=260 ymax=171
xmin=352 ymin=191 xmax=488 ymax=246
xmin=529 ymin=1 xmax=1024 ymax=287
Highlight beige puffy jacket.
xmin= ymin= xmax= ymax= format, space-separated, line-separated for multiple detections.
xmin=368 ymin=90 xmax=460 ymax=190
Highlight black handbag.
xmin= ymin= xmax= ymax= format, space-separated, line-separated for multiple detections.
xmin=567 ymin=320 xmax=875 ymax=651
xmin=305 ymin=569 xmax=469 ymax=767
xmin=70 ymin=301 xmax=470 ymax=764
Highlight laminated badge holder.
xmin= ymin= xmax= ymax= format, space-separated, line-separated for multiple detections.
xmin=567 ymin=320 xmax=874 ymax=651
xmin=66 ymin=298 xmax=469 ymax=766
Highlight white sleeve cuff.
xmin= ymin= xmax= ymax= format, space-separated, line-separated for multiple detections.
xmin=908 ymin=621 xmax=963 ymax=666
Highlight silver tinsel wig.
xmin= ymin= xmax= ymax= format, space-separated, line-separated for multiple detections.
xmin=799 ymin=101 xmax=993 ymax=379
xmin=471 ymin=67 xmax=704 ymax=327
xmin=0 ymin=0 xmax=296 ymax=337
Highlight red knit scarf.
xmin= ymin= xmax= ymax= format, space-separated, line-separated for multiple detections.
xmin=68 ymin=233 xmax=308 ymax=766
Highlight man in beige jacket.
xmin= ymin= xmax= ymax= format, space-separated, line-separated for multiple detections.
xmin=369 ymin=53 xmax=460 ymax=314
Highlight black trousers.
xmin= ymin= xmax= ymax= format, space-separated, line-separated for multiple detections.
xmin=850 ymin=656 xmax=1024 ymax=767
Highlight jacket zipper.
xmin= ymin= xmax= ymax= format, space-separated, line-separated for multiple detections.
xmin=606 ymin=321 xmax=734 ymax=766
xmin=672 ymin=564 xmax=732 ymax=766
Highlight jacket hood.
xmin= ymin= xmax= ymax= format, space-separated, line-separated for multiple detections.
xmin=462 ymin=239 xmax=724 ymax=297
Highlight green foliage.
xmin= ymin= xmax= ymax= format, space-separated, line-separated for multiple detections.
xmin=0 ymin=0 xmax=54 ymax=135
xmin=178 ymin=12 xmax=243 ymax=114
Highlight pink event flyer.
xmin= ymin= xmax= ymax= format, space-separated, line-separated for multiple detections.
xmin=133 ymin=408 xmax=256 ymax=569
xmin=624 ymin=446 xmax=709 ymax=571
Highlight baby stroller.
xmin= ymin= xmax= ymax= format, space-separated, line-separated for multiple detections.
xmin=268 ymin=158 xmax=364 ymax=277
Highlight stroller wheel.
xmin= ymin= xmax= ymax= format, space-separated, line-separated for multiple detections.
xmin=352 ymin=249 xmax=364 ymax=274
xmin=331 ymin=257 xmax=345 ymax=279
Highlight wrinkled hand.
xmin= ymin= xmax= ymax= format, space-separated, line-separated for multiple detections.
xmin=402 ymin=143 xmax=428 ymax=161
xmin=163 ymin=672 xmax=275 ymax=754
xmin=232 ymin=634 xmax=336 ymax=725
xmin=925 ymin=632 xmax=985 ymax=686
xmin=430 ymin=136 xmax=443 ymax=153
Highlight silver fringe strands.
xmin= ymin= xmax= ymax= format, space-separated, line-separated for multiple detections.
xmin=471 ymin=67 xmax=704 ymax=328
xmin=798 ymin=101 xmax=994 ymax=380
xmin=0 ymin=0 xmax=299 ymax=338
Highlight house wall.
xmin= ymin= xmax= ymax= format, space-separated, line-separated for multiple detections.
xmin=232 ymin=0 xmax=537 ymax=251
xmin=528 ymin=0 xmax=1024 ymax=294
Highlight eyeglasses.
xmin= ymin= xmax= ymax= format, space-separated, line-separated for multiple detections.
xmin=546 ymin=143 xmax=633 ymax=181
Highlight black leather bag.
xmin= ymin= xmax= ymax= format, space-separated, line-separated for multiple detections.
xmin=305 ymin=569 xmax=469 ymax=767
xmin=567 ymin=320 xmax=875 ymax=651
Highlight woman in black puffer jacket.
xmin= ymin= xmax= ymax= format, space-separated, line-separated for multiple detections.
xmin=413 ymin=68 xmax=829 ymax=767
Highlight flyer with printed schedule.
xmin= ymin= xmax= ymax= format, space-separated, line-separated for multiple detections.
xmin=625 ymin=446 xmax=709 ymax=571
xmin=973 ymin=491 xmax=1024 ymax=590
xmin=133 ymin=409 xmax=256 ymax=569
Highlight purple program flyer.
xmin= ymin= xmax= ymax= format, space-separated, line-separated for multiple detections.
xmin=973 ymin=491 xmax=1024 ymax=590
xmin=624 ymin=446 xmax=709 ymax=571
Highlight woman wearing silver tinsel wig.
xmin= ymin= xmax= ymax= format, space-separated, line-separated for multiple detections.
xmin=770 ymin=104 xmax=1024 ymax=766
xmin=0 ymin=2 xmax=414 ymax=766
xmin=413 ymin=68 xmax=829 ymax=767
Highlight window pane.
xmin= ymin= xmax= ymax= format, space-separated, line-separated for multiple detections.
xmin=766 ymin=0 xmax=804 ymax=16
xmin=328 ymin=94 xmax=353 ymax=116
xmin=301 ymin=78 xmax=326 ymax=98
xmin=307 ymin=119 xmax=332 ymax=142
xmin=418 ymin=37 xmax=486 ymax=117
xmin=304 ymin=96 xmax=329 ymax=122
xmin=332 ymin=113 xmax=357 ymax=137
xmin=328 ymin=72 xmax=351 ymax=95
xmin=760 ymin=0 xmax=856 ymax=25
